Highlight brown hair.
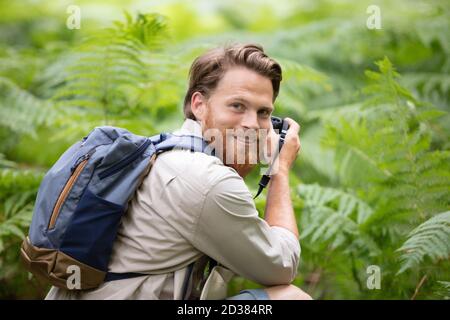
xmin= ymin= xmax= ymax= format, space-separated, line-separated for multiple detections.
xmin=183 ymin=43 xmax=282 ymax=120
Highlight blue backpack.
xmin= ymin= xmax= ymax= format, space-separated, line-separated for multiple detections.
xmin=20 ymin=126 xmax=214 ymax=290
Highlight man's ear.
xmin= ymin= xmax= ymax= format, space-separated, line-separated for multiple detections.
xmin=190 ymin=92 xmax=207 ymax=121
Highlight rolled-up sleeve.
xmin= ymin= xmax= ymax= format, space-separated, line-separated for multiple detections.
xmin=191 ymin=172 xmax=301 ymax=286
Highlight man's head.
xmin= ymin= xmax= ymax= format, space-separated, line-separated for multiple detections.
xmin=183 ymin=43 xmax=283 ymax=177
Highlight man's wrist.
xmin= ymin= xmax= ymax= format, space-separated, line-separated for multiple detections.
xmin=272 ymin=165 xmax=289 ymax=178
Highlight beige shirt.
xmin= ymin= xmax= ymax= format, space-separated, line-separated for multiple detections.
xmin=46 ymin=119 xmax=300 ymax=300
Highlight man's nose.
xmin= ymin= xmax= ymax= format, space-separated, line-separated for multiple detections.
xmin=241 ymin=111 xmax=259 ymax=130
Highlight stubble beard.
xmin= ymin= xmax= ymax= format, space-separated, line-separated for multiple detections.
xmin=203 ymin=107 xmax=261 ymax=177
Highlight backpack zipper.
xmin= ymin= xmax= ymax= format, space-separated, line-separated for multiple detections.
xmin=98 ymin=139 xmax=151 ymax=180
xmin=48 ymin=153 xmax=91 ymax=230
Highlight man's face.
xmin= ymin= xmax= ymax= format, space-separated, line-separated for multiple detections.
xmin=193 ymin=67 xmax=274 ymax=177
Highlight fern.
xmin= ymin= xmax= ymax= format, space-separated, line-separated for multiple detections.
xmin=274 ymin=58 xmax=331 ymax=117
xmin=52 ymin=12 xmax=167 ymax=124
xmin=0 ymin=135 xmax=44 ymax=293
xmin=322 ymin=57 xmax=450 ymax=230
xmin=0 ymin=192 xmax=35 ymax=253
xmin=0 ymin=154 xmax=15 ymax=169
xmin=0 ymin=167 xmax=43 ymax=201
xmin=295 ymin=57 xmax=449 ymax=298
xmin=401 ymin=72 xmax=450 ymax=109
xmin=0 ymin=165 xmax=42 ymax=286
xmin=297 ymin=123 xmax=336 ymax=183
xmin=297 ymin=183 xmax=380 ymax=255
xmin=0 ymin=77 xmax=54 ymax=140
xmin=397 ymin=211 xmax=450 ymax=274
xmin=434 ymin=281 xmax=450 ymax=299
xmin=0 ymin=1 xmax=448 ymax=299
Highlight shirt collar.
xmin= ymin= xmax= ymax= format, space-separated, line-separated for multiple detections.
xmin=172 ymin=118 xmax=220 ymax=161
xmin=173 ymin=119 xmax=204 ymax=138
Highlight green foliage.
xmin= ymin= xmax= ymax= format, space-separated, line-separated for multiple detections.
xmin=0 ymin=163 xmax=43 ymax=255
xmin=0 ymin=0 xmax=448 ymax=299
xmin=0 ymin=167 xmax=44 ymax=299
xmin=0 ymin=77 xmax=54 ymax=152
xmin=434 ymin=281 xmax=450 ymax=299
xmin=397 ymin=211 xmax=450 ymax=274
xmin=323 ymin=57 xmax=449 ymax=227
xmin=52 ymin=13 xmax=167 ymax=134
xmin=0 ymin=192 xmax=34 ymax=252
xmin=0 ymin=76 xmax=46 ymax=296
xmin=295 ymin=56 xmax=449 ymax=299
xmin=298 ymin=184 xmax=377 ymax=251
xmin=274 ymin=58 xmax=332 ymax=117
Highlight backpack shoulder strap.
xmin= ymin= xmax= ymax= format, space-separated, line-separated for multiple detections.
xmin=151 ymin=133 xmax=215 ymax=156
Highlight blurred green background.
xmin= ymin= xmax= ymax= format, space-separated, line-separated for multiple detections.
xmin=0 ymin=0 xmax=449 ymax=299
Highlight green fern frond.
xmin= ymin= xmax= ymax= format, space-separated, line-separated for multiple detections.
xmin=363 ymin=57 xmax=419 ymax=110
xmin=297 ymin=184 xmax=378 ymax=254
xmin=298 ymin=123 xmax=336 ymax=182
xmin=397 ymin=211 xmax=450 ymax=274
xmin=414 ymin=9 xmax=450 ymax=56
xmin=299 ymin=183 xmax=374 ymax=225
xmin=0 ymin=154 xmax=16 ymax=169
xmin=0 ymin=164 xmax=41 ymax=253
xmin=52 ymin=12 xmax=168 ymax=121
xmin=402 ymin=72 xmax=450 ymax=108
xmin=274 ymin=57 xmax=331 ymax=116
xmin=0 ymin=168 xmax=43 ymax=200
xmin=0 ymin=192 xmax=35 ymax=253
xmin=0 ymin=77 xmax=54 ymax=138
xmin=434 ymin=281 xmax=450 ymax=299
xmin=323 ymin=57 xmax=449 ymax=223
xmin=114 ymin=12 xmax=167 ymax=49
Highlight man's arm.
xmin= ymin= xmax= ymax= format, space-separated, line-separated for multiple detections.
xmin=191 ymin=169 xmax=300 ymax=286
xmin=188 ymin=119 xmax=301 ymax=285
xmin=264 ymin=118 xmax=301 ymax=238
xmin=265 ymin=169 xmax=298 ymax=238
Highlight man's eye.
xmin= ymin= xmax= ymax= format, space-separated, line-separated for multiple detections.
xmin=231 ymin=103 xmax=244 ymax=111
xmin=258 ymin=110 xmax=271 ymax=118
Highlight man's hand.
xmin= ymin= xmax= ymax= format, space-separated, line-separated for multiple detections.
xmin=264 ymin=117 xmax=301 ymax=175
xmin=263 ymin=117 xmax=301 ymax=238
xmin=277 ymin=118 xmax=301 ymax=173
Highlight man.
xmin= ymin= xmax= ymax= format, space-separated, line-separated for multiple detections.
xmin=46 ymin=43 xmax=311 ymax=300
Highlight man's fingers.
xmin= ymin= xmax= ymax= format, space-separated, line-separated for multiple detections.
xmin=284 ymin=117 xmax=300 ymax=134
